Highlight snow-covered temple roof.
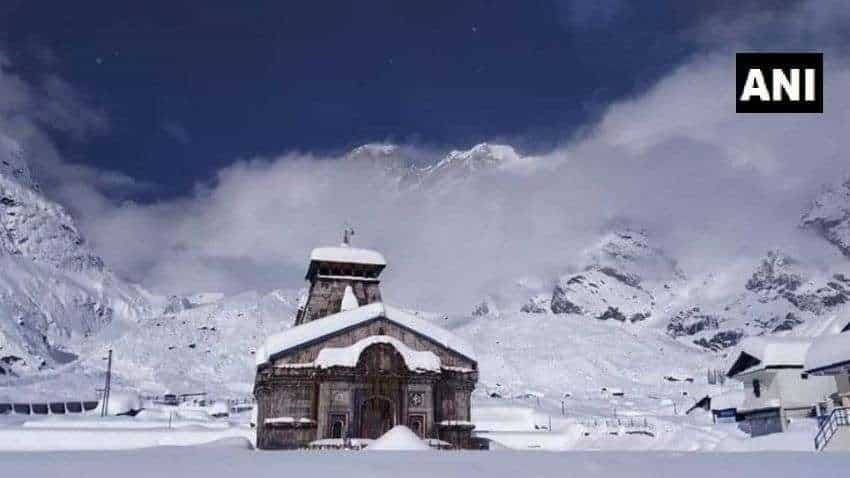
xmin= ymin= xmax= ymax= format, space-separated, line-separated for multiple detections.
xmin=315 ymin=335 xmax=441 ymax=372
xmin=309 ymin=246 xmax=386 ymax=266
xmin=257 ymin=302 xmax=476 ymax=366
xmin=727 ymin=337 xmax=811 ymax=377
xmin=805 ymin=332 xmax=850 ymax=374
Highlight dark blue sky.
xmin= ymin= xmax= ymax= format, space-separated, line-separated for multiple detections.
xmin=1 ymin=1 xmax=756 ymax=199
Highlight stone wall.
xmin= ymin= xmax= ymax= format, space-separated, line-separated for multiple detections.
xmin=256 ymin=334 xmax=478 ymax=449
xmin=299 ymin=278 xmax=383 ymax=324
xmin=255 ymin=370 xmax=319 ymax=449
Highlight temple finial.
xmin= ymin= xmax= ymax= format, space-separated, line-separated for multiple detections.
xmin=342 ymin=224 xmax=355 ymax=246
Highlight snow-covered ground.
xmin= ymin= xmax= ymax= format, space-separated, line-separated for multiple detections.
xmin=0 ymin=303 xmax=834 ymax=454
xmin=2 ymin=443 xmax=849 ymax=478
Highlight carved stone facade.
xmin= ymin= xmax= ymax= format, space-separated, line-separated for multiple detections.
xmin=255 ymin=245 xmax=478 ymax=449
xmin=255 ymin=316 xmax=478 ymax=449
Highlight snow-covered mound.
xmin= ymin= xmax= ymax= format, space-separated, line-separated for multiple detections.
xmin=369 ymin=425 xmax=430 ymax=451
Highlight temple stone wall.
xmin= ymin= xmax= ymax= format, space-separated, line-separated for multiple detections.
xmin=256 ymin=329 xmax=477 ymax=449
xmin=255 ymin=375 xmax=318 ymax=449
xmin=300 ymin=279 xmax=383 ymax=324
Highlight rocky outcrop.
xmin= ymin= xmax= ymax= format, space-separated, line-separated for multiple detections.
xmin=550 ymin=268 xmax=654 ymax=320
xmin=693 ymin=330 xmax=744 ymax=351
xmin=745 ymin=251 xmax=849 ymax=315
xmin=666 ymin=307 xmax=720 ymax=338
xmin=520 ymin=294 xmax=550 ymax=314
xmin=802 ymin=180 xmax=850 ymax=257
xmin=471 ymin=299 xmax=499 ymax=318
xmin=1 ymin=174 xmax=104 ymax=273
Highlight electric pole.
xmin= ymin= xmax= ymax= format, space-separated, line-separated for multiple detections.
xmin=101 ymin=349 xmax=113 ymax=417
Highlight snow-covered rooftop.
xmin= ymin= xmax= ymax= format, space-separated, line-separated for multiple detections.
xmin=309 ymin=246 xmax=386 ymax=266
xmin=728 ymin=337 xmax=812 ymax=376
xmin=710 ymin=389 xmax=744 ymax=410
xmin=257 ymin=302 xmax=476 ymax=365
xmin=315 ymin=335 xmax=441 ymax=372
xmin=805 ymin=332 xmax=850 ymax=373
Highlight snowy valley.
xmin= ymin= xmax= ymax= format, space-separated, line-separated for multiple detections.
xmin=1 ymin=141 xmax=849 ymax=454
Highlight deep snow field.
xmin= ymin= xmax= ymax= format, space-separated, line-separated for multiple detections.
xmin=0 ymin=304 xmax=838 ymax=456
xmin=2 ymin=444 xmax=850 ymax=478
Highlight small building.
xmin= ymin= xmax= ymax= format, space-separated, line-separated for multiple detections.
xmin=726 ymin=337 xmax=836 ymax=437
xmin=804 ymin=318 xmax=850 ymax=450
xmin=709 ymin=389 xmax=744 ymax=423
xmin=254 ymin=241 xmax=478 ymax=449
xmin=686 ymin=390 xmax=743 ymax=423
xmin=804 ymin=319 xmax=850 ymax=408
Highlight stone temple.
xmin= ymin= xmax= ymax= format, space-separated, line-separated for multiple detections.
xmin=253 ymin=241 xmax=478 ymax=449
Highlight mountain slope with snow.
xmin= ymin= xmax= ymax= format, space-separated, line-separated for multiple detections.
xmin=802 ymin=180 xmax=850 ymax=258
xmin=0 ymin=137 xmax=152 ymax=378
xmin=4 ymin=140 xmax=850 ymax=428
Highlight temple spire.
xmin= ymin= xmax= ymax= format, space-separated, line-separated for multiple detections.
xmin=342 ymin=224 xmax=355 ymax=247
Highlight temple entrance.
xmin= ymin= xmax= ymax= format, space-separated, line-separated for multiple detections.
xmin=360 ymin=396 xmax=394 ymax=438
xmin=329 ymin=414 xmax=347 ymax=439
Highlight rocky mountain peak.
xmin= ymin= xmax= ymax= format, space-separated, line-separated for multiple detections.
xmin=0 ymin=174 xmax=104 ymax=272
xmin=436 ymin=143 xmax=520 ymax=172
xmin=801 ymin=179 xmax=850 ymax=257
xmin=345 ymin=143 xmax=400 ymax=160
xmin=0 ymin=135 xmax=36 ymax=190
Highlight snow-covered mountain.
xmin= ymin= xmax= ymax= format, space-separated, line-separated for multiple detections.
xmin=345 ymin=142 xmax=527 ymax=188
xmin=344 ymin=144 xmax=422 ymax=184
xmin=422 ymin=143 xmax=524 ymax=185
xmin=802 ymin=179 xmax=850 ymax=258
xmin=469 ymin=224 xmax=850 ymax=353
xmin=342 ymin=143 xmax=850 ymax=353
xmin=0 ymin=135 xmax=152 ymax=378
xmin=4 ymin=139 xmax=850 ymax=412
xmin=0 ymin=135 xmax=36 ymax=190
xmin=548 ymin=229 xmax=684 ymax=323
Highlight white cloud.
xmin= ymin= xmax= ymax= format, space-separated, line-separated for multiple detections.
xmin=4 ymin=3 xmax=850 ymax=315
xmin=78 ymin=50 xmax=850 ymax=311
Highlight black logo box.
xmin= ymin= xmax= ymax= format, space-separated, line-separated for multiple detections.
xmin=736 ymin=53 xmax=823 ymax=113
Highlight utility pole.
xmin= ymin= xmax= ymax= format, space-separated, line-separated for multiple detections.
xmin=101 ymin=349 xmax=113 ymax=417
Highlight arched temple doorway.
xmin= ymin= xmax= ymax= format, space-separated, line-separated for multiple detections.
xmin=353 ymin=342 xmax=407 ymax=439
xmin=360 ymin=396 xmax=395 ymax=438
